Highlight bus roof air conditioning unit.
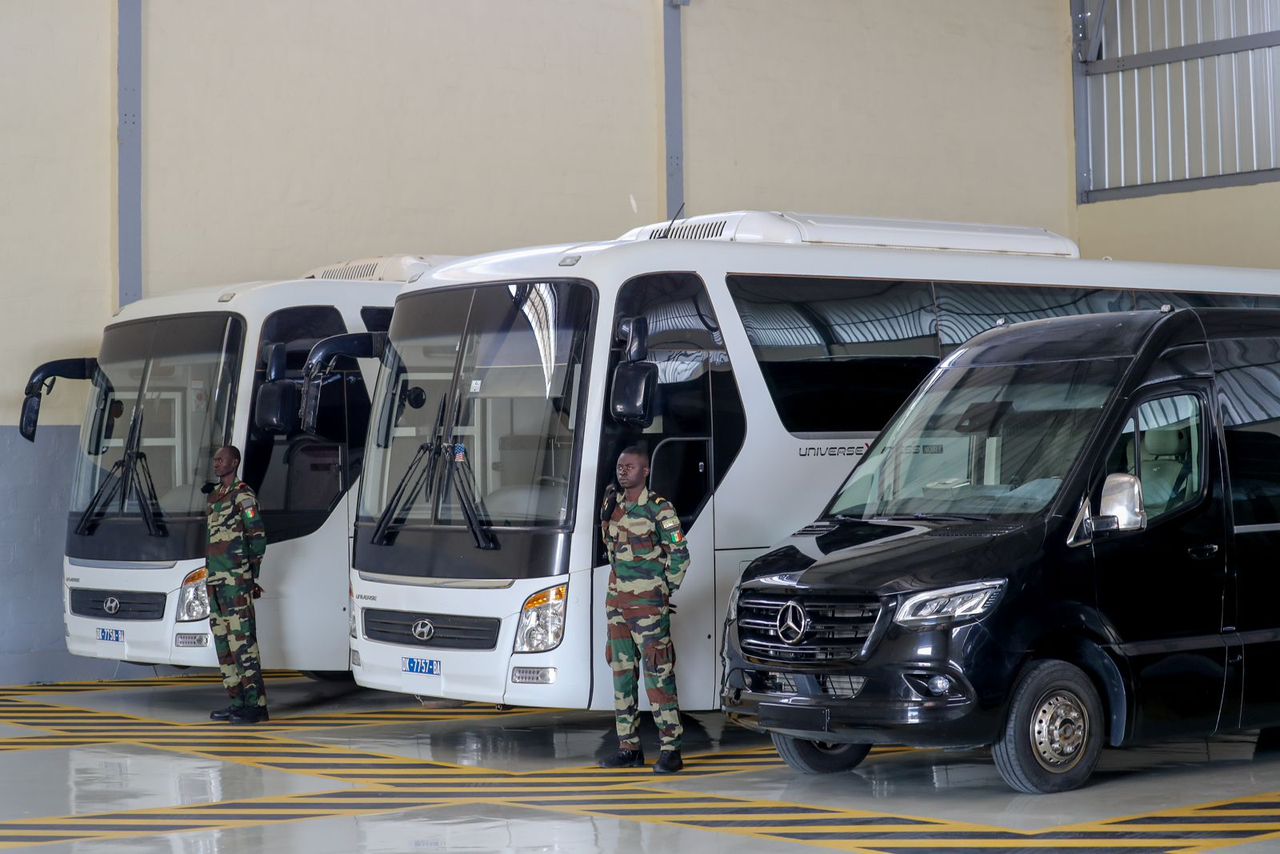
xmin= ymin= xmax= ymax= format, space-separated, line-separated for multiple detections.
xmin=301 ymin=254 xmax=459 ymax=283
xmin=617 ymin=211 xmax=1079 ymax=258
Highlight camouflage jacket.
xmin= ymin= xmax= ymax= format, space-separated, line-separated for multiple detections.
xmin=206 ymin=480 xmax=266 ymax=584
xmin=601 ymin=487 xmax=689 ymax=597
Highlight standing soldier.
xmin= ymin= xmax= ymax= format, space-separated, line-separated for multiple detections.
xmin=598 ymin=446 xmax=690 ymax=773
xmin=205 ymin=445 xmax=270 ymax=724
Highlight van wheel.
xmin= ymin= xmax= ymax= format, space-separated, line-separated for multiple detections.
xmin=301 ymin=670 xmax=354 ymax=683
xmin=993 ymin=660 xmax=1103 ymax=794
xmin=771 ymin=732 xmax=872 ymax=773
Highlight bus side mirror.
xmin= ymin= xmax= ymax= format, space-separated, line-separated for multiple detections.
xmin=1089 ymin=473 xmax=1146 ymax=536
xmin=19 ymin=394 xmax=41 ymax=442
xmin=263 ymin=342 xmax=288 ymax=383
xmin=617 ymin=316 xmax=649 ymax=363
xmin=610 ymin=361 xmax=658 ymax=426
xmin=254 ymin=381 xmax=299 ymax=434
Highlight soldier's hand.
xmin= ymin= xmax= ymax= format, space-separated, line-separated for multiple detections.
xmin=251 ymin=583 xmax=264 ymax=600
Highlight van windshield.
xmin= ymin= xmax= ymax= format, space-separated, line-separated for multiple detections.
xmin=827 ymin=358 xmax=1126 ymax=521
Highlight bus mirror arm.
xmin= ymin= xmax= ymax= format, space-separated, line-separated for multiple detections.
xmin=19 ymin=357 xmax=97 ymax=442
xmin=299 ymin=332 xmax=388 ymax=433
xmin=616 ymin=316 xmax=649 ymax=362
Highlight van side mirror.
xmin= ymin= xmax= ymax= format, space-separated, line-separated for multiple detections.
xmin=254 ymin=381 xmax=299 ymax=434
xmin=1090 ymin=473 xmax=1147 ymax=536
xmin=610 ymin=361 xmax=658 ymax=426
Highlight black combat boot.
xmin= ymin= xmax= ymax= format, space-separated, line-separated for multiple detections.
xmin=228 ymin=705 xmax=270 ymax=725
xmin=653 ymin=749 xmax=683 ymax=774
xmin=598 ymin=745 xmax=645 ymax=768
xmin=209 ymin=705 xmax=239 ymax=721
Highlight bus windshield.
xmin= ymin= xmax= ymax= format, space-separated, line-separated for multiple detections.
xmin=360 ymin=281 xmax=593 ymax=534
xmin=826 ymin=358 xmax=1125 ymax=521
xmin=70 ymin=314 xmax=244 ymax=532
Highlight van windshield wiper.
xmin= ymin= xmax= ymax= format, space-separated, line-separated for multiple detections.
xmin=444 ymin=441 xmax=498 ymax=550
xmin=874 ymin=512 xmax=992 ymax=523
xmin=370 ymin=440 xmax=442 ymax=545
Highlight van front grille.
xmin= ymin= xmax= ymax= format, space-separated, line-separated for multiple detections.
xmin=362 ymin=608 xmax=501 ymax=650
xmin=736 ymin=592 xmax=880 ymax=663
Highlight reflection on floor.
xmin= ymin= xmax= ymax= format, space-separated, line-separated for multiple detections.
xmin=1 ymin=672 xmax=1280 ymax=851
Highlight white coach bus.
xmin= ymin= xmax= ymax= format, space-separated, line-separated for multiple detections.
xmin=21 ymin=255 xmax=454 ymax=676
xmin=304 ymin=211 xmax=1280 ymax=709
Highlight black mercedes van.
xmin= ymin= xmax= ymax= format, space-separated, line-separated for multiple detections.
xmin=721 ymin=307 xmax=1280 ymax=793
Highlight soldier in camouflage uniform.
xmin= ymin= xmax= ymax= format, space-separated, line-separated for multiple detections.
xmin=598 ymin=446 xmax=690 ymax=774
xmin=206 ymin=445 xmax=269 ymax=724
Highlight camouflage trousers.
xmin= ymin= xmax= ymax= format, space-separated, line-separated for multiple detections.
xmin=605 ymin=582 xmax=682 ymax=751
xmin=207 ymin=580 xmax=267 ymax=709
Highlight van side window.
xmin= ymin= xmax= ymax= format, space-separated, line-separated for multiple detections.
xmin=1212 ymin=338 xmax=1280 ymax=526
xmin=1105 ymin=395 xmax=1203 ymax=521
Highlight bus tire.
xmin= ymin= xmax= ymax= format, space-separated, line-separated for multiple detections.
xmin=993 ymin=660 xmax=1103 ymax=794
xmin=770 ymin=732 xmax=871 ymax=774
xmin=301 ymin=670 xmax=354 ymax=683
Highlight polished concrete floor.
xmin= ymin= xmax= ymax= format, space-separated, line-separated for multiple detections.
xmin=1 ymin=673 xmax=1280 ymax=852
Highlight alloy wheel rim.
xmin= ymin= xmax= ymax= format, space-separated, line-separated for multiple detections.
xmin=1029 ymin=689 xmax=1088 ymax=773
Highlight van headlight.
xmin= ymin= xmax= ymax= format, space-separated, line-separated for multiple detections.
xmin=513 ymin=583 xmax=567 ymax=653
xmin=894 ymin=580 xmax=1005 ymax=628
xmin=175 ymin=568 xmax=210 ymax=622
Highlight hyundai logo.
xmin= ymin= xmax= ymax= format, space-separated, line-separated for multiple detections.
xmin=411 ymin=619 xmax=435 ymax=641
xmin=776 ymin=600 xmax=809 ymax=645
xmin=103 ymin=597 xmax=121 ymax=616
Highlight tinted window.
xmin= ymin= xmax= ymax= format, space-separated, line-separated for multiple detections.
xmin=726 ymin=276 xmax=938 ymax=434
xmin=245 ymin=306 xmax=371 ymax=542
xmin=934 ymin=284 xmax=1132 ymax=352
xmin=1213 ymin=338 xmax=1280 ymax=526
xmin=361 ymin=306 xmax=393 ymax=333
xmin=1137 ymin=291 xmax=1280 ymax=310
xmin=1105 ymin=396 xmax=1204 ymax=521
xmin=596 ymin=273 xmax=744 ymax=558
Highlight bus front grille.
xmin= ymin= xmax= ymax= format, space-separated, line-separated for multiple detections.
xmin=363 ymin=608 xmax=502 ymax=650
xmin=736 ymin=593 xmax=880 ymax=663
xmin=69 ymin=588 xmax=167 ymax=621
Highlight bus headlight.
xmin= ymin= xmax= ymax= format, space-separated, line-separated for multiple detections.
xmin=894 ymin=580 xmax=1005 ymax=629
xmin=514 ymin=583 xmax=567 ymax=653
xmin=175 ymin=568 xmax=210 ymax=622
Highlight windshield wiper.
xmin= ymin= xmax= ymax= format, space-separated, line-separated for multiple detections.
xmin=370 ymin=440 xmax=441 ymax=546
xmin=444 ymin=442 xmax=498 ymax=550
xmin=75 ymin=392 xmax=168 ymax=537
xmin=874 ymin=512 xmax=992 ymax=523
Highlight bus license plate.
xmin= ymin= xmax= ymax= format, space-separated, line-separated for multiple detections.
xmin=96 ymin=628 xmax=125 ymax=643
xmin=401 ymin=657 xmax=442 ymax=675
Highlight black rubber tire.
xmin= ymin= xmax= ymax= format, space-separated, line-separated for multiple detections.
xmin=770 ymin=732 xmax=872 ymax=774
xmin=992 ymin=660 xmax=1104 ymax=794
xmin=301 ymin=670 xmax=355 ymax=683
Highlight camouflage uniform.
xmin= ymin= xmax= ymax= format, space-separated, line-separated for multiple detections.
xmin=206 ymin=480 xmax=268 ymax=709
xmin=602 ymin=486 xmax=690 ymax=751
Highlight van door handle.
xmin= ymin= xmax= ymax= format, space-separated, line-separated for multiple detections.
xmin=1187 ymin=544 xmax=1219 ymax=560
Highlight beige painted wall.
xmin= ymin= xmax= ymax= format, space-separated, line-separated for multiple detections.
xmin=682 ymin=0 xmax=1078 ymax=236
xmin=142 ymin=0 xmax=665 ymax=294
xmin=0 ymin=1 xmax=114 ymax=427
xmin=1078 ymin=182 xmax=1280 ymax=268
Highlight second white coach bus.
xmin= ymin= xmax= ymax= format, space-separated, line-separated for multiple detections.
xmin=310 ymin=212 xmax=1280 ymax=709
xmin=21 ymin=255 xmax=453 ymax=675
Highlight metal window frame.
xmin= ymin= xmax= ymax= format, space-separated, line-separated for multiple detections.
xmin=1072 ymin=0 xmax=1280 ymax=203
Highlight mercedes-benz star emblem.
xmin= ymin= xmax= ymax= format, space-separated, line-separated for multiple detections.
xmin=776 ymin=600 xmax=809 ymax=645
xmin=411 ymin=619 xmax=435 ymax=641
xmin=103 ymin=597 xmax=121 ymax=616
